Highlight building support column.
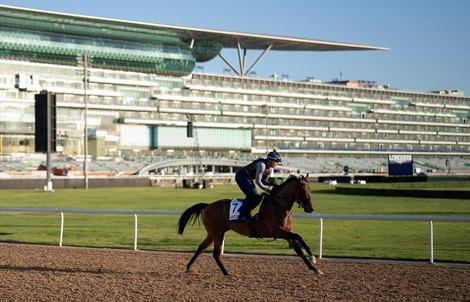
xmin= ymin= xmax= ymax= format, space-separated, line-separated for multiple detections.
xmin=217 ymin=44 xmax=273 ymax=77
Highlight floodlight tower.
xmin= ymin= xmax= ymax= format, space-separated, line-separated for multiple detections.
xmin=76 ymin=54 xmax=92 ymax=189
xmin=262 ymin=104 xmax=269 ymax=152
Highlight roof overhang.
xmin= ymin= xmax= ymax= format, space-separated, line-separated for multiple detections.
xmin=181 ymin=29 xmax=388 ymax=52
xmin=0 ymin=4 xmax=388 ymax=52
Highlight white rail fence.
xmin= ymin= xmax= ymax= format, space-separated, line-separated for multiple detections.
xmin=1 ymin=207 xmax=469 ymax=263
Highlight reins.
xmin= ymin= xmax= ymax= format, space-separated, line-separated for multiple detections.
xmin=268 ymin=179 xmax=304 ymax=211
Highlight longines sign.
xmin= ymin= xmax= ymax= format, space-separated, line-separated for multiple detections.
xmin=388 ymin=154 xmax=413 ymax=176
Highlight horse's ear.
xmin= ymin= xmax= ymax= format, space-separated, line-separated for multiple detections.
xmin=306 ymin=173 xmax=309 ymax=179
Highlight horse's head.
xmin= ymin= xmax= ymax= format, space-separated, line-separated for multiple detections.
xmin=296 ymin=173 xmax=314 ymax=213
xmin=272 ymin=174 xmax=314 ymax=213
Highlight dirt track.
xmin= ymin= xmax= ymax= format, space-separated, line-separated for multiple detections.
xmin=0 ymin=243 xmax=469 ymax=301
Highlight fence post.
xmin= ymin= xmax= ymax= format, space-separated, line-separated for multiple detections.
xmin=134 ymin=214 xmax=138 ymax=251
xmin=429 ymin=220 xmax=434 ymax=263
xmin=59 ymin=212 xmax=64 ymax=247
xmin=319 ymin=218 xmax=323 ymax=259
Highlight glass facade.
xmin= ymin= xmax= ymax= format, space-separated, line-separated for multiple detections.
xmin=153 ymin=127 xmax=252 ymax=149
xmin=184 ymin=74 xmax=470 ymax=156
xmin=1 ymin=58 xmax=469 ymax=161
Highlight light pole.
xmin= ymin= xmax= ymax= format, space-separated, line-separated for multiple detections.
xmin=262 ymin=104 xmax=269 ymax=152
xmin=77 ymin=54 xmax=92 ymax=189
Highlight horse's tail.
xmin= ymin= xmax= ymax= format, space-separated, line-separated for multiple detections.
xmin=178 ymin=203 xmax=208 ymax=235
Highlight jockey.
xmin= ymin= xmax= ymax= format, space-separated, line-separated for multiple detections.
xmin=234 ymin=149 xmax=282 ymax=222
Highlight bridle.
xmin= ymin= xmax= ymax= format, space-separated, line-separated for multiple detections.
xmin=295 ymin=180 xmax=312 ymax=210
xmin=268 ymin=178 xmax=310 ymax=211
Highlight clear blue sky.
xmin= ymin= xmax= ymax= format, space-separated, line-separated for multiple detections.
xmin=2 ymin=0 xmax=469 ymax=95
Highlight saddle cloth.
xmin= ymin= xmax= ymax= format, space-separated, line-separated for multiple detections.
xmin=228 ymin=198 xmax=263 ymax=222
xmin=228 ymin=199 xmax=243 ymax=222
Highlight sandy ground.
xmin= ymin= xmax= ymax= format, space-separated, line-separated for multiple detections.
xmin=0 ymin=243 xmax=469 ymax=301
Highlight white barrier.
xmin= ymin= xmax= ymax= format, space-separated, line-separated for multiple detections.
xmin=0 ymin=208 xmax=180 ymax=251
xmin=295 ymin=213 xmax=470 ymax=263
xmin=1 ymin=207 xmax=469 ymax=263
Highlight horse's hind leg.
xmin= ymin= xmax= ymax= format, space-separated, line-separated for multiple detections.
xmin=213 ymin=237 xmax=229 ymax=276
xmin=291 ymin=236 xmax=317 ymax=264
xmin=279 ymin=230 xmax=322 ymax=275
xmin=286 ymin=232 xmax=317 ymax=262
xmin=291 ymin=240 xmax=322 ymax=275
xmin=187 ymin=236 xmax=213 ymax=273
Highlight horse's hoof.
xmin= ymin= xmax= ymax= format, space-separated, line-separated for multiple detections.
xmin=310 ymin=255 xmax=317 ymax=264
xmin=315 ymin=269 xmax=323 ymax=275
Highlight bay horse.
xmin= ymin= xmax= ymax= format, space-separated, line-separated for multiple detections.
xmin=178 ymin=174 xmax=322 ymax=275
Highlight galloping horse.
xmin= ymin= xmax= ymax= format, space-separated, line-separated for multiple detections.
xmin=178 ymin=174 xmax=322 ymax=275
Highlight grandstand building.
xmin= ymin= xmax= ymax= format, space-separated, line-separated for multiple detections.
xmin=1 ymin=5 xmax=469 ymax=175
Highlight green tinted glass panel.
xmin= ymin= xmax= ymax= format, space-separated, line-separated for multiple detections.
xmin=0 ymin=28 xmax=195 ymax=75
xmin=192 ymin=40 xmax=223 ymax=62
xmin=0 ymin=7 xmax=185 ymax=46
xmin=154 ymin=127 xmax=252 ymax=149
xmin=0 ymin=7 xmax=203 ymax=75
xmin=120 ymin=125 xmax=151 ymax=147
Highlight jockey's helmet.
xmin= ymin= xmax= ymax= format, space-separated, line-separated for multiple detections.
xmin=267 ymin=150 xmax=282 ymax=163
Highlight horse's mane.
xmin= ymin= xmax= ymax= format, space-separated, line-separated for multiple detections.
xmin=271 ymin=175 xmax=300 ymax=193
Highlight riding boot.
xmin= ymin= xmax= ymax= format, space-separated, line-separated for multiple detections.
xmin=237 ymin=205 xmax=251 ymax=222
xmin=249 ymin=195 xmax=263 ymax=222
xmin=251 ymin=194 xmax=263 ymax=209
xmin=237 ymin=194 xmax=263 ymax=222
xmin=236 ymin=202 xmax=251 ymax=222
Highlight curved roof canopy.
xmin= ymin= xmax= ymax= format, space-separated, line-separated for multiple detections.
xmin=0 ymin=4 xmax=388 ymax=76
xmin=0 ymin=4 xmax=388 ymax=52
